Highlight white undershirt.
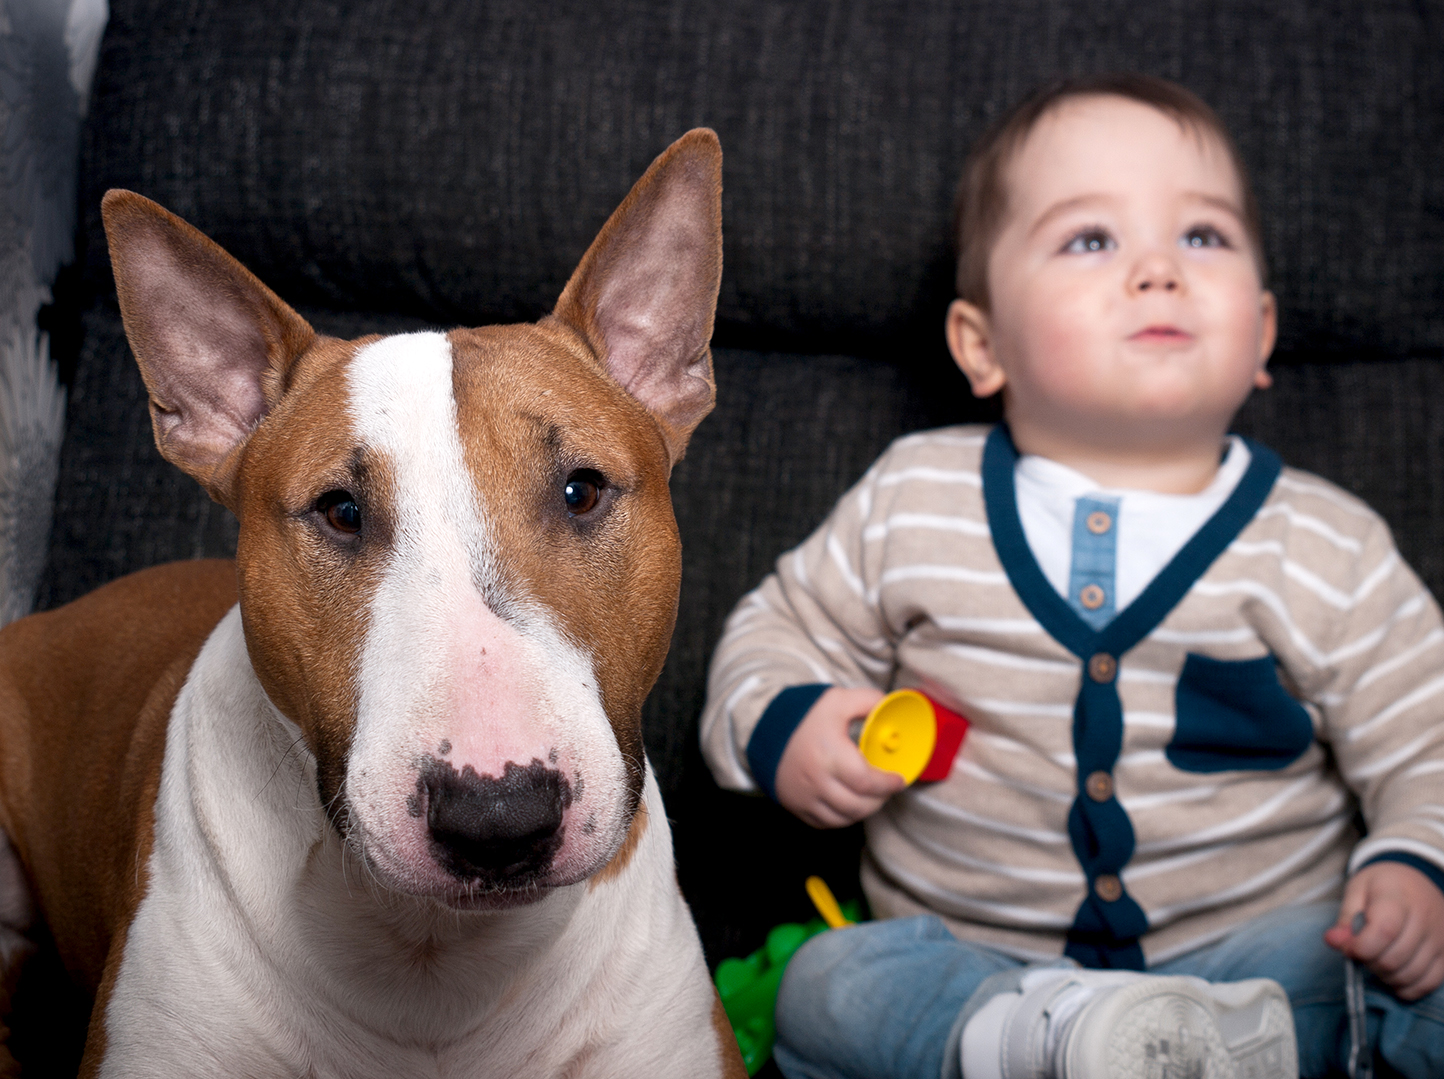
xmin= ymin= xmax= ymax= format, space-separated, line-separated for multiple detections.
xmin=1014 ymin=436 xmax=1252 ymax=613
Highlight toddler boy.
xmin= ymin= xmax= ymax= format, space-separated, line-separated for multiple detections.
xmin=701 ymin=74 xmax=1444 ymax=1078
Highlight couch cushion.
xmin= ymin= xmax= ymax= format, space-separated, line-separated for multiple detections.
xmin=80 ymin=0 xmax=1444 ymax=368
xmin=51 ymin=0 xmax=1444 ymax=970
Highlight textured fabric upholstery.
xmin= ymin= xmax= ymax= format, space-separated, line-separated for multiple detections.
xmin=37 ymin=0 xmax=1444 ymax=970
xmin=76 ymin=0 xmax=1444 ymax=362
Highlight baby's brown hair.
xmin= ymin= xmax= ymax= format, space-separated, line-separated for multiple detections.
xmin=952 ymin=73 xmax=1265 ymax=309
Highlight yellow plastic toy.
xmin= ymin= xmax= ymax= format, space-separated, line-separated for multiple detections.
xmin=855 ymin=689 xmax=938 ymax=783
xmin=851 ymin=689 xmax=969 ymax=784
xmin=805 ymin=875 xmax=853 ymax=929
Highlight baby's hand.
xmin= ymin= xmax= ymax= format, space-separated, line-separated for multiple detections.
xmin=773 ymin=687 xmax=905 ymax=828
xmin=1324 ymin=861 xmax=1444 ymax=1000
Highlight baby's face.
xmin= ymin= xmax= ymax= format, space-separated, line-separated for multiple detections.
xmin=962 ymin=94 xmax=1275 ymax=459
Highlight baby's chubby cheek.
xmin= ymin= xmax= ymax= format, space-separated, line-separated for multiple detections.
xmin=990 ymin=286 xmax=1121 ymax=403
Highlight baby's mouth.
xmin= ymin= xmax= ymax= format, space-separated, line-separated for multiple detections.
xmin=1129 ymin=324 xmax=1193 ymax=344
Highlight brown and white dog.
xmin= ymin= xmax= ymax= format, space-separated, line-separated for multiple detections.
xmin=0 ymin=130 xmax=746 ymax=1077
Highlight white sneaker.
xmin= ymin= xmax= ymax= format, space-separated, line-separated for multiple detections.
xmin=959 ymin=968 xmax=1297 ymax=1079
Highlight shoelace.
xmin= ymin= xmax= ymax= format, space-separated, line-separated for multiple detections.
xmin=1041 ymin=980 xmax=1096 ymax=1067
xmin=1345 ymin=911 xmax=1372 ymax=1079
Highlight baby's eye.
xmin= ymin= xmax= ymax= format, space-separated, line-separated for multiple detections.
xmin=1061 ymin=229 xmax=1115 ymax=255
xmin=1181 ymin=225 xmax=1230 ymax=250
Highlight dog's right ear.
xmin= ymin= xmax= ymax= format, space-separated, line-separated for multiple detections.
xmin=548 ymin=129 xmax=722 ymax=467
xmin=101 ymin=190 xmax=315 ymax=508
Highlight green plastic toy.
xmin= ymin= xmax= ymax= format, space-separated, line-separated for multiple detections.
xmin=714 ymin=879 xmax=865 ymax=1075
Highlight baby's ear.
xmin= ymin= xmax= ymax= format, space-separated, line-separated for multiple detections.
xmin=946 ymin=300 xmax=1006 ymax=397
xmin=1254 ymin=291 xmax=1278 ymax=388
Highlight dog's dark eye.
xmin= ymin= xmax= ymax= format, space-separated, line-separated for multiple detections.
xmin=563 ymin=471 xmax=604 ymax=516
xmin=317 ymin=490 xmax=362 ymax=534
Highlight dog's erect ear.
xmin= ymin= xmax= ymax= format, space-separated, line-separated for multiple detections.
xmin=101 ymin=190 xmax=316 ymax=508
xmin=549 ymin=129 xmax=722 ymax=465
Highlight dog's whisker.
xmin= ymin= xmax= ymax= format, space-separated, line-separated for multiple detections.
xmin=257 ymin=732 xmax=309 ymax=800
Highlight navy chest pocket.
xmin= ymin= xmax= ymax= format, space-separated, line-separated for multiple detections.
xmin=1167 ymin=653 xmax=1315 ymax=772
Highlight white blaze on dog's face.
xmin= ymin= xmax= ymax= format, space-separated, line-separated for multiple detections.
xmin=101 ymin=130 xmax=722 ymax=906
xmin=344 ymin=331 xmax=632 ymax=899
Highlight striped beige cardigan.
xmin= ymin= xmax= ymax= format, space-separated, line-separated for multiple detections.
xmin=701 ymin=425 xmax=1444 ymax=962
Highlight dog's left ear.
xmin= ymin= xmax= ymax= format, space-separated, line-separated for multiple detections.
xmin=549 ymin=129 xmax=722 ymax=465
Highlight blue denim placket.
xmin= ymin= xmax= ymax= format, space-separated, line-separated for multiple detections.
xmin=1068 ymin=495 xmax=1121 ymax=630
xmin=981 ymin=426 xmax=1282 ymax=969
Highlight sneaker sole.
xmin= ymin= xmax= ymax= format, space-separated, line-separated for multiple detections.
xmin=1062 ymin=976 xmax=1296 ymax=1079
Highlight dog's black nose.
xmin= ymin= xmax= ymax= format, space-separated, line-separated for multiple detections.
xmin=421 ymin=758 xmax=570 ymax=885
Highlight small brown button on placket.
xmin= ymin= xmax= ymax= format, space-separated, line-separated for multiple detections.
xmin=1094 ymin=874 xmax=1123 ymax=902
xmin=1078 ymin=584 xmax=1106 ymax=610
xmin=1085 ymin=770 xmax=1114 ymax=802
xmin=1085 ymin=510 xmax=1112 ymax=535
xmin=1087 ymin=653 xmax=1117 ymax=683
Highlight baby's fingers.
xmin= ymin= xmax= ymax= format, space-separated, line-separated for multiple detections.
xmin=1382 ymin=941 xmax=1438 ymax=1000
xmin=1346 ymin=900 xmax=1407 ymax=965
xmin=833 ymin=749 xmax=908 ymax=799
xmin=1393 ymin=950 xmax=1444 ymax=1001
xmin=797 ymin=801 xmax=859 ymax=830
xmin=813 ymin=778 xmax=892 ymax=827
xmin=1369 ymin=903 xmax=1444 ymax=998
xmin=1369 ymin=911 xmax=1424 ymax=980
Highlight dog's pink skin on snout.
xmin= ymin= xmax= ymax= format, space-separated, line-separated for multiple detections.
xmin=388 ymin=593 xmax=599 ymax=894
xmin=438 ymin=594 xmax=567 ymax=780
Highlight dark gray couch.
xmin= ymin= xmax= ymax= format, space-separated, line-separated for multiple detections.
xmin=18 ymin=0 xmax=1444 ymax=1072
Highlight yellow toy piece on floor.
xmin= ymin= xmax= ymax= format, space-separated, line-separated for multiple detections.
xmin=805 ymin=875 xmax=853 ymax=929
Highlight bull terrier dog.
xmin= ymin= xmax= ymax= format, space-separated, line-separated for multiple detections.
xmin=0 ymin=129 xmax=746 ymax=1077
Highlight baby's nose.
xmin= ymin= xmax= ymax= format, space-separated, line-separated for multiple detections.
xmin=1129 ymin=252 xmax=1182 ymax=293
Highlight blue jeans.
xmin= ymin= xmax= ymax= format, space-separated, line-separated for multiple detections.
xmin=773 ymin=902 xmax=1444 ymax=1079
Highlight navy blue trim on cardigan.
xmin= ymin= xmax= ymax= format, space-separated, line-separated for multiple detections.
xmin=1361 ymin=852 xmax=1444 ymax=900
xmin=746 ymin=683 xmax=832 ymax=802
xmin=982 ymin=425 xmax=1283 ymax=969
